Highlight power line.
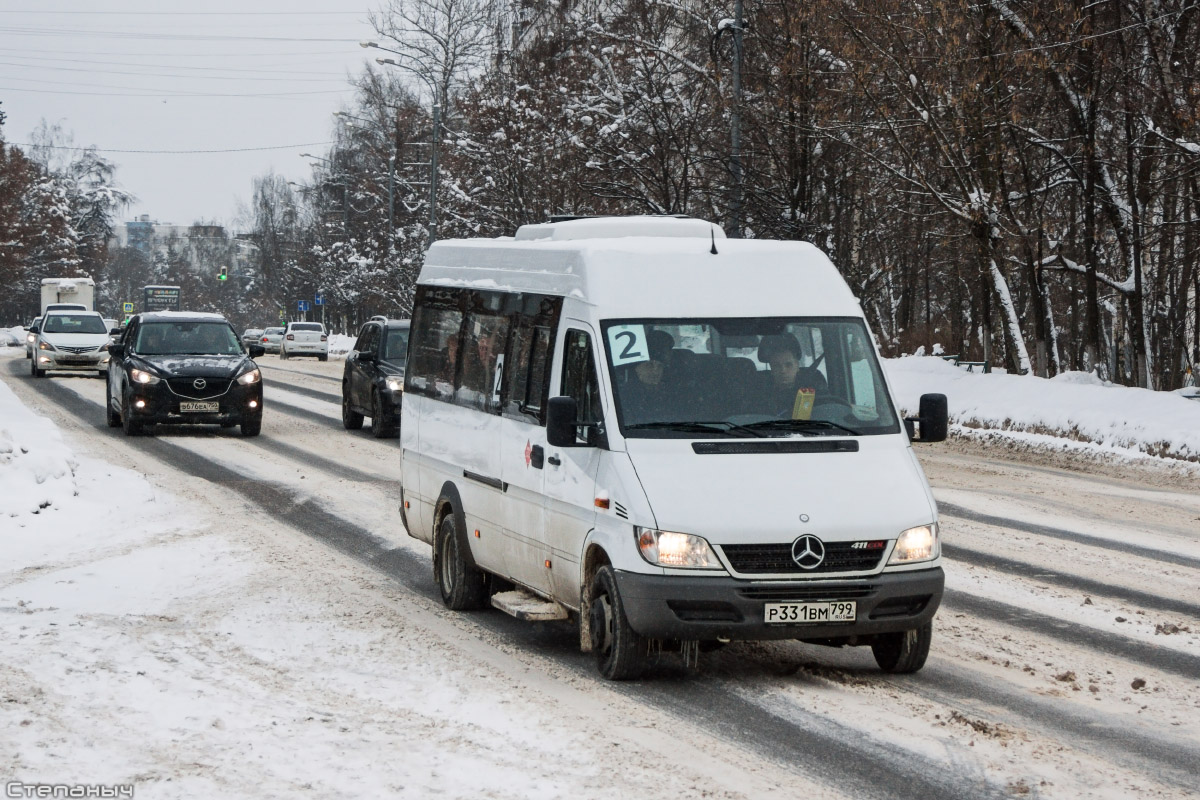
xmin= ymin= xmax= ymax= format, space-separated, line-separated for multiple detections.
xmin=10 ymin=141 xmax=336 ymax=154
xmin=0 ymin=85 xmax=349 ymax=98
xmin=0 ymin=61 xmax=350 ymax=82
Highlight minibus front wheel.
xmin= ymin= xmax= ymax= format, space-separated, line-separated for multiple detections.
xmin=436 ymin=513 xmax=487 ymax=611
xmin=871 ymin=621 xmax=933 ymax=673
xmin=589 ymin=567 xmax=648 ymax=680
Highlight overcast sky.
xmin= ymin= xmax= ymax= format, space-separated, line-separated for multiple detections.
xmin=0 ymin=0 xmax=378 ymax=231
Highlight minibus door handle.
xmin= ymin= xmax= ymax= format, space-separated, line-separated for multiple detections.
xmin=547 ymin=455 xmax=561 ymax=467
xmin=530 ymin=444 xmax=545 ymax=469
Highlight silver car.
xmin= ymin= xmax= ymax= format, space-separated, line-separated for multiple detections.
xmin=31 ymin=311 xmax=112 ymax=378
xmin=260 ymin=326 xmax=285 ymax=354
xmin=241 ymin=328 xmax=264 ymax=348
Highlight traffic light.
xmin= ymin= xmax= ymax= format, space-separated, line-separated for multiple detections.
xmin=218 ymin=265 xmax=228 ymax=281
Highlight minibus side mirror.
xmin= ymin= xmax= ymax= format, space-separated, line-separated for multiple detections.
xmin=547 ymin=396 xmax=581 ymax=447
xmin=906 ymin=393 xmax=948 ymax=443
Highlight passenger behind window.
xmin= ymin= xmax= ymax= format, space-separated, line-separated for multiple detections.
xmin=757 ymin=334 xmax=828 ymax=417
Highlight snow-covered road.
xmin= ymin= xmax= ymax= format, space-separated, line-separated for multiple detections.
xmin=3 ymin=351 xmax=1198 ymax=799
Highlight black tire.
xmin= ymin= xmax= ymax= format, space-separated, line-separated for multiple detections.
xmin=105 ymin=382 xmax=121 ymax=428
xmin=370 ymin=390 xmax=397 ymax=438
xmin=342 ymin=392 xmax=364 ymax=430
xmin=589 ymin=565 xmax=648 ymax=680
xmin=121 ymin=396 xmax=143 ymax=436
xmin=280 ymin=349 xmax=288 ymax=360
xmin=240 ymin=417 xmax=262 ymax=437
xmin=97 ymin=370 xmax=107 ymax=379
xmin=871 ymin=622 xmax=933 ymax=673
xmin=31 ymin=359 xmax=44 ymax=378
xmin=318 ymin=354 xmax=328 ymax=362
xmin=435 ymin=512 xmax=487 ymax=611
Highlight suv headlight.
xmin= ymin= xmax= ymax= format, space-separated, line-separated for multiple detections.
xmin=636 ymin=527 xmax=723 ymax=570
xmin=236 ymin=368 xmax=261 ymax=386
xmin=385 ymin=376 xmax=404 ymax=392
xmin=39 ymin=340 xmax=56 ymax=351
xmin=888 ymin=523 xmax=939 ymax=564
xmin=130 ymin=367 xmax=160 ymax=385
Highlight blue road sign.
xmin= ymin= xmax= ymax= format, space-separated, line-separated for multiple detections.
xmin=314 ymin=294 xmax=324 ymax=306
xmin=298 ymin=300 xmax=310 ymax=312
xmin=122 ymin=302 xmax=134 ymax=314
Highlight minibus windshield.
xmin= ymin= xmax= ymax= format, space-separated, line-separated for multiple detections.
xmin=601 ymin=317 xmax=900 ymax=438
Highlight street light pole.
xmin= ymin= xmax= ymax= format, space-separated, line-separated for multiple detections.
xmin=362 ymin=42 xmax=441 ymax=248
xmin=728 ymin=0 xmax=745 ymax=240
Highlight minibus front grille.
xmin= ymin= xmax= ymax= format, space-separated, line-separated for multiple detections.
xmin=720 ymin=543 xmax=884 ymax=574
xmin=737 ymin=585 xmax=875 ymax=602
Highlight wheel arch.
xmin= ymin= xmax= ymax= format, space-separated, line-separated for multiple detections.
xmin=578 ymin=541 xmax=612 ymax=653
xmin=433 ymin=481 xmax=478 ymax=572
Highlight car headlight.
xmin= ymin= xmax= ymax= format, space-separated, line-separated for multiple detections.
xmin=39 ymin=340 xmax=56 ymax=351
xmin=636 ymin=527 xmax=723 ymax=570
xmin=26 ymin=333 xmax=36 ymax=344
xmin=385 ymin=376 xmax=404 ymax=392
xmin=888 ymin=523 xmax=939 ymax=564
xmin=130 ymin=367 xmax=160 ymax=385
xmin=236 ymin=368 xmax=261 ymax=386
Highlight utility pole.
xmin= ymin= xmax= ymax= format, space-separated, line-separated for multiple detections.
xmin=429 ymin=96 xmax=440 ymax=247
xmin=728 ymin=0 xmax=745 ymax=239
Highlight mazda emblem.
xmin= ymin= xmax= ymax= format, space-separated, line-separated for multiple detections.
xmin=193 ymin=378 xmax=207 ymax=390
xmin=791 ymin=535 xmax=825 ymax=570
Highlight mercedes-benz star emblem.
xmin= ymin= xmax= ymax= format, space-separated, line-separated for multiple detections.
xmin=791 ymin=535 xmax=825 ymax=570
xmin=192 ymin=378 xmax=207 ymax=390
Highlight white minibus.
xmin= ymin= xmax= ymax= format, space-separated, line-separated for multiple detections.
xmin=400 ymin=216 xmax=948 ymax=679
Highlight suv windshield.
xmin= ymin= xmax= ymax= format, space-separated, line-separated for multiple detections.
xmin=42 ymin=315 xmax=108 ymax=334
xmin=383 ymin=327 xmax=410 ymax=364
xmin=602 ymin=317 xmax=899 ymax=438
xmin=135 ymin=321 xmax=242 ymax=356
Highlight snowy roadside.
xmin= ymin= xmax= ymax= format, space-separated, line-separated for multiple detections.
xmin=885 ymin=355 xmax=1200 ymax=467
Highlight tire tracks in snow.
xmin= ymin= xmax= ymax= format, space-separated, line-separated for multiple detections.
xmin=12 ymin=362 xmax=1195 ymax=798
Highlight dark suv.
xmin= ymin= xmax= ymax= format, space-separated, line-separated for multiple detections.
xmin=106 ymin=312 xmax=266 ymax=436
xmin=342 ymin=317 xmax=409 ymax=438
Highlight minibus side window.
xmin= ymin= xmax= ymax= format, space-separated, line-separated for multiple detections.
xmin=459 ymin=309 xmax=511 ymax=412
xmin=407 ymin=303 xmax=465 ymax=400
xmin=505 ymin=323 xmax=553 ymax=424
xmin=562 ymin=330 xmax=603 ymax=437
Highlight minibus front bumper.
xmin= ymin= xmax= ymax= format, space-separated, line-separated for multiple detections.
xmin=614 ymin=567 xmax=944 ymax=641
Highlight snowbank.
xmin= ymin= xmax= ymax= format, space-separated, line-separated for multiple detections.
xmin=885 ymin=355 xmax=1200 ymax=463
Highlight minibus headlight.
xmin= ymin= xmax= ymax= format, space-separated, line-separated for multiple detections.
xmin=236 ymin=368 xmax=261 ymax=386
xmin=636 ymin=527 xmax=723 ymax=570
xmin=130 ymin=367 xmax=160 ymax=385
xmin=888 ymin=523 xmax=939 ymax=564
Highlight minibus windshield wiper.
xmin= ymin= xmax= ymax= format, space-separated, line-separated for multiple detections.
xmin=624 ymin=421 xmax=765 ymax=438
xmin=742 ymin=419 xmax=862 ymax=436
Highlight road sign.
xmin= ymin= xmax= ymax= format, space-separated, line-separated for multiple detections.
xmin=298 ymin=300 xmax=310 ymax=312
xmin=122 ymin=302 xmax=134 ymax=314
xmin=143 ymin=285 xmax=181 ymax=312
xmin=314 ymin=294 xmax=324 ymax=306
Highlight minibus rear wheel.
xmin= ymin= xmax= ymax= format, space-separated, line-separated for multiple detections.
xmin=589 ymin=566 xmax=647 ymax=680
xmin=871 ymin=622 xmax=932 ymax=673
xmin=436 ymin=513 xmax=487 ymax=611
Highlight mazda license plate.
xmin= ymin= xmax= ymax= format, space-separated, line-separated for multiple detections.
xmin=180 ymin=401 xmax=218 ymax=413
xmin=764 ymin=601 xmax=856 ymax=624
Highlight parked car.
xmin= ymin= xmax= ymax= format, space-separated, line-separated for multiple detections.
xmin=30 ymin=311 xmax=112 ymax=378
xmin=342 ymin=318 xmax=410 ymax=438
xmin=241 ymin=328 xmax=264 ymax=348
xmin=260 ymin=326 xmax=285 ymax=354
xmin=24 ymin=317 xmax=42 ymax=359
xmin=280 ymin=321 xmax=328 ymax=361
xmin=105 ymin=311 xmax=266 ymax=437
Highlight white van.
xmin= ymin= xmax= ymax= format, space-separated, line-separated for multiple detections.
xmin=400 ymin=216 xmax=948 ymax=679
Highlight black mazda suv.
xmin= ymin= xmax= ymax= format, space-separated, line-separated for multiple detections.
xmin=106 ymin=312 xmax=266 ymax=436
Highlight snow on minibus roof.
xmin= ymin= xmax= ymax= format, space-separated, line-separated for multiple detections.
xmin=422 ymin=226 xmax=862 ymax=318
xmin=513 ymin=215 xmax=725 ymax=242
